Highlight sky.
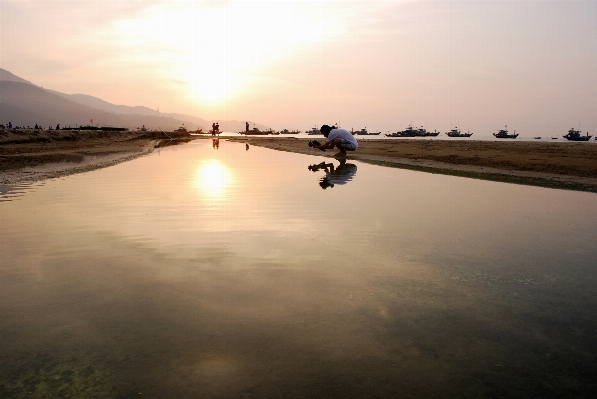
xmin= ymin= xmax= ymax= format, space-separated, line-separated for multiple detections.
xmin=1 ymin=0 xmax=596 ymax=135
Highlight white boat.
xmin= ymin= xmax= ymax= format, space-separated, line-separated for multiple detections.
xmin=355 ymin=128 xmax=381 ymax=135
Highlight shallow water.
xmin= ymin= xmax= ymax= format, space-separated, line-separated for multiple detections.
xmin=1 ymin=139 xmax=597 ymax=398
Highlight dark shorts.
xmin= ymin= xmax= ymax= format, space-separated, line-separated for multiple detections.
xmin=337 ymin=138 xmax=357 ymax=151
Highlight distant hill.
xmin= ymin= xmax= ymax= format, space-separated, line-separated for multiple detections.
xmin=1 ymin=69 xmax=269 ymax=132
xmin=0 ymin=81 xmax=192 ymax=130
xmin=0 ymin=68 xmax=34 ymax=85
xmin=46 ymin=90 xmax=267 ymax=132
xmin=45 ymin=90 xmax=160 ymax=117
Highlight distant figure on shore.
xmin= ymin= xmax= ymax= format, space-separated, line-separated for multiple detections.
xmin=308 ymin=159 xmax=357 ymax=189
xmin=211 ymin=122 xmax=220 ymax=136
xmin=8 ymin=122 xmax=12 ymax=129
xmin=56 ymin=124 xmax=60 ymax=130
xmin=246 ymin=143 xmax=249 ymax=151
xmin=311 ymin=124 xmax=358 ymax=158
xmin=246 ymin=122 xmax=250 ymax=133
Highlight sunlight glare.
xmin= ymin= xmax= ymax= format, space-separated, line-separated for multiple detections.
xmin=110 ymin=1 xmax=344 ymax=105
xmin=195 ymin=159 xmax=233 ymax=198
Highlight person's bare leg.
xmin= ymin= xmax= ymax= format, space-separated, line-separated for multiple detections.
xmin=331 ymin=138 xmax=347 ymax=158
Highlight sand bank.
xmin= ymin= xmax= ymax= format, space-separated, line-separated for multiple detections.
xmin=0 ymin=129 xmax=192 ymax=184
xmin=2 ymin=131 xmax=597 ymax=192
xmin=230 ymin=137 xmax=597 ymax=192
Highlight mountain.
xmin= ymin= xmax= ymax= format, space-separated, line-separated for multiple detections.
xmin=0 ymin=81 xmax=192 ymax=130
xmin=1 ymin=69 xmax=269 ymax=132
xmin=45 ymin=90 xmax=160 ymax=117
xmin=0 ymin=68 xmax=34 ymax=85
xmin=47 ymin=91 xmax=267 ymax=132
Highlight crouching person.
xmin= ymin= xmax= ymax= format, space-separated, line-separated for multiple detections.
xmin=313 ymin=124 xmax=358 ymax=158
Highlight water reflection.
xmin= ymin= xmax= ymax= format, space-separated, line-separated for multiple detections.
xmin=0 ymin=182 xmax=39 ymax=202
xmin=212 ymin=138 xmax=220 ymax=150
xmin=195 ymin=159 xmax=233 ymax=198
xmin=2 ymin=141 xmax=597 ymax=398
xmin=308 ymin=159 xmax=357 ymax=189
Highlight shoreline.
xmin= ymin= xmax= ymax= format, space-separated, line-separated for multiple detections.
xmin=2 ymin=130 xmax=597 ymax=193
xmin=229 ymin=137 xmax=597 ymax=193
xmin=0 ymin=130 xmax=193 ymax=185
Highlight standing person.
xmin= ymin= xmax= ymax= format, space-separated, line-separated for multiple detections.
xmin=311 ymin=124 xmax=358 ymax=158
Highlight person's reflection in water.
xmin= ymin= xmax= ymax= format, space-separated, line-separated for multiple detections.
xmin=308 ymin=159 xmax=357 ymax=189
xmin=212 ymin=138 xmax=219 ymax=149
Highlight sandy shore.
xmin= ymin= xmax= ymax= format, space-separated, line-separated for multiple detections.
xmin=2 ymin=130 xmax=597 ymax=192
xmin=0 ymin=129 xmax=192 ymax=184
xmin=230 ymin=137 xmax=597 ymax=192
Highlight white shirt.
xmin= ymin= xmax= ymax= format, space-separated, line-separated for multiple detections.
xmin=327 ymin=128 xmax=358 ymax=149
xmin=325 ymin=163 xmax=357 ymax=186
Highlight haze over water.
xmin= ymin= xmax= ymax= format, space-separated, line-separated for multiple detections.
xmin=1 ymin=1 xmax=596 ymax=135
xmin=1 ymin=140 xmax=597 ymax=398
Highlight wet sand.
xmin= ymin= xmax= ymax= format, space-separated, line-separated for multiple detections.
xmin=0 ymin=129 xmax=192 ymax=184
xmin=2 ymin=131 xmax=597 ymax=192
xmin=230 ymin=137 xmax=597 ymax=192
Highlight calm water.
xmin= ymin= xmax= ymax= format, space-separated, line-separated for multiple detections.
xmin=1 ymin=139 xmax=597 ymax=398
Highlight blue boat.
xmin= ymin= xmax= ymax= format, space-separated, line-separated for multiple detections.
xmin=563 ymin=128 xmax=591 ymax=141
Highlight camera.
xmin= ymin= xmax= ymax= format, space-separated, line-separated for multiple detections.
xmin=308 ymin=140 xmax=325 ymax=151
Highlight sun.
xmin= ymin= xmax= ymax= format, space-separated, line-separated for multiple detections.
xmin=195 ymin=159 xmax=233 ymax=198
xmin=185 ymin=64 xmax=245 ymax=104
xmin=111 ymin=1 xmax=344 ymax=106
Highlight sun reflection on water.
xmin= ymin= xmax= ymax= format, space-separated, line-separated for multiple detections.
xmin=195 ymin=159 xmax=233 ymax=198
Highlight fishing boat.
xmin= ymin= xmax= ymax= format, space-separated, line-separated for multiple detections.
xmin=493 ymin=127 xmax=518 ymax=139
xmin=175 ymin=126 xmax=188 ymax=133
xmin=415 ymin=127 xmax=427 ymax=136
xmin=533 ymin=136 xmax=541 ymax=139
xmin=240 ymin=127 xmax=274 ymax=135
xmin=280 ymin=129 xmax=300 ymax=134
xmin=388 ymin=126 xmax=417 ymax=137
xmin=355 ymin=128 xmax=381 ymax=135
xmin=306 ymin=127 xmax=321 ymax=135
xmin=445 ymin=128 xmax=473 ymax=137
xmin=563 ymin=128 xmax=592 ymax=141
xmin=423 ymin=129 xmax=440 ymax=137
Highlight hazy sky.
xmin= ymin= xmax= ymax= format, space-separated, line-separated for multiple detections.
xmin=1 ymin=0 xmax=596 ymax=135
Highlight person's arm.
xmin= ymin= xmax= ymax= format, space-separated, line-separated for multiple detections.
xmin=308 ymin=161 xmax=334 ymax=171
xmin=313 ymin=139 xmax=336 ymax=151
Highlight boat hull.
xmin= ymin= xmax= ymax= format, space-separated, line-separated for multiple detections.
xmin=564 ymin=135 xmax=592 ymax=141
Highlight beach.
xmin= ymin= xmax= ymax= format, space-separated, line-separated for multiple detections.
xmin=0 ymin=129 xmax=191 ymax=184
xmin=231 ymin=137 xmax=597 ymax=192
xmin=2 ymin=131 xmax=597 ymax=192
